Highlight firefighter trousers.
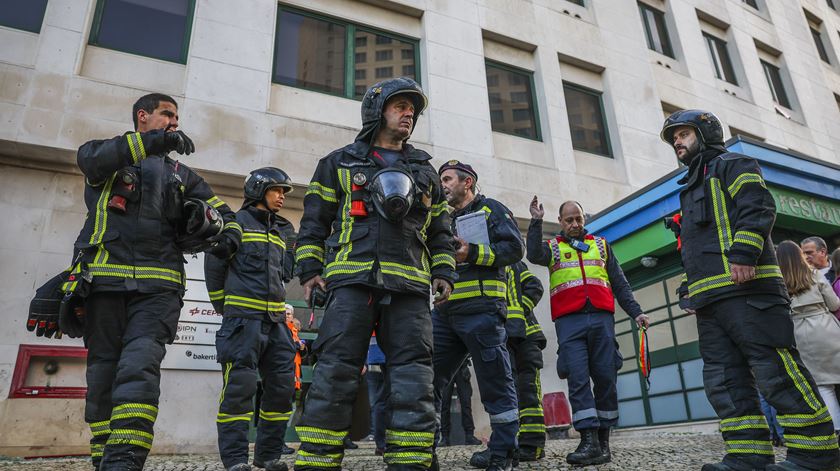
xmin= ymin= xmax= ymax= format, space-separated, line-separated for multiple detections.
xmin=697 ymin=295 xmax=840 ymax=471
xmin=215 ymin=316 xmax=296 ymax=468
xmin=508 ymin=335 xmax=545 ymax=451
xmin=294 ymin=286 xmax=435 ymax=471
xmin=432 ymin=307 xmax=519 ymax=455
xmin=83 ymin=290 xmax=182 ymax=471
xmin=554 ymin=311 xmax=621 ymax=431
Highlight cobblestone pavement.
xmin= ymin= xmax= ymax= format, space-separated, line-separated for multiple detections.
xmin=0 ymin=433 xmax=790 ymax=470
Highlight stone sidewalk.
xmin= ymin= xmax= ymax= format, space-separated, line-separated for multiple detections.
xmin=0 ymin=433 xmax=789 ymax=470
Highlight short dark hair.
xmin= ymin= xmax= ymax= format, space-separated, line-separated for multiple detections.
xmin=559 ymin=200 xmax=585 ymax=216
xmin=801 ymin=236 xmax=828 ymax=252
xmin=132 ymin=93 xmax=177 ymax=130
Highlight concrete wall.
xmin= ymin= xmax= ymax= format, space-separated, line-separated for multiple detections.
xmin=1 ymin=0 xmax=839 ymax=455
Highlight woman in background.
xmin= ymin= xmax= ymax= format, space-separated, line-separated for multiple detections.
xmin=777 ymin=240 xmax=840 ymax=434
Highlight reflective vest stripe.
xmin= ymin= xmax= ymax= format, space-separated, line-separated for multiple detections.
xmin=306 ymin=181 xmax=338 ymax=203
xmin=547 ymin=236 xmax=613 ymax=318
xmin=449 ymin=279 xmax=507 ymax=301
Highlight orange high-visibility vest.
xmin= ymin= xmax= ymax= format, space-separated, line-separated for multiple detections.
xmin=287 ymin=320 xmax=302 ymax=390
xmin=547 ymin=235 xmax=614 ymax=320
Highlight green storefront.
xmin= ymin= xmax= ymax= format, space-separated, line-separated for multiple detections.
xmin=586 ymin=137 xmax=840 ymax=427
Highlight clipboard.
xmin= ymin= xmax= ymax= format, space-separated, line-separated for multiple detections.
xmin=455 ymin=211 xmax=489 ymax=245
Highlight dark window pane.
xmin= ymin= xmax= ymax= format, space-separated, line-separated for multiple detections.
xmin=355 ymin=69 xmax=366 ymax=80
xmin=354 ymin=29 xmax=415 ymax=98
xmin=563 ymin=83 xmax=611 ymax=156
xmin=356 ymin=52 xmax=366 ymax=64
xmin=742 ymin=0 xmax=758 ymax=8
xmin=355 ymin=36 xmax=367 ymax=47
xmin=273 ymin=10 xmax=346 ymax=95
xmin=828 ymin=0 xmax=835 ymax=9
xmin=638 ymin=3 xmax=673 ymax=58
xmin=92 ymin=0 xmax=192 ymax=63
xmin=703 ymin=33 xmax=738 ymax=85
xmin=0 ymin=0 xmax=48 ymax=33
xmin=811 ymin=27 xmax=831 ymax=64
xmin=761 ymin=60 xmax=791 ymax=108
xmin=567 ymin=0 xmax=585 ymax=6
xmin=486 ymin=63 xmax=539 ymax=140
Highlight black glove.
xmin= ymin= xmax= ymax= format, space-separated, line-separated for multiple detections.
xmin=58 ymin=293 xmax=86 ymax=339
xmin=27 ymin=272 xmax=67 ymax=339
xmin=206 ymin=229 xmax=239 ymax=259
xmin=164 ymin=130 xmax=195 ymax=155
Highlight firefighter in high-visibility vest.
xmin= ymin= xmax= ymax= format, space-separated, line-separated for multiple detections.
xmin=527 ymin=199 xmax=648 ymax=466
xmin=662 ymin=109 xmax=840 ymax=471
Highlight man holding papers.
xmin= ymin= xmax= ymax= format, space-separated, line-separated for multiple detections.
xmin=434 ymin=160 xmax=524 ymax=471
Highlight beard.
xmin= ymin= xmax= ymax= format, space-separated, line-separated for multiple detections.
xmin=676 ymin=139 xmax=702 ymax=165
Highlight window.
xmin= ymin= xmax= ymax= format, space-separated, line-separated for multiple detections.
xmin=567 ymin=0 xmax=585 ymax=6
xmin=0 ymin=0 xmax=48 ymax=33
xmin=274 ymin=8 xmax=419 ymax=100
xmin=563 ymin=82 xmax=612 ymax=157
xmin=703 ymin=33 xmax=738 ymax=85
xmin=89 ymin=0 xmax=195 ymax=64
xmin=742 ymin=0 xmax=758 ymax=8
xmin=811 ymin=26 xmax=831 ymax=63
xmin=761 ymin=60 xmax=791 ymax=108
xmin=835 ymin=93 xmax=840 ymax=113
xmin=485 ymin=61 xmax=541 ymax=140
xmin=638 ymin=3 xmax=674 ymax=58
xmin=828 ymin=0 xmax=836 ymax=10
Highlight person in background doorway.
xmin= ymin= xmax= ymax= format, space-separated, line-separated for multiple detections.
xmin=801 ymin=236 xmax=835 ymax=284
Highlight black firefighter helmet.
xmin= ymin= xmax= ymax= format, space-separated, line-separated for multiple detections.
xmin=356 ymin=77 xmax=428 ymax=144
xmin=660 ymin=109 xmax=725 ymax=147
xmin=244 ymin=167 xmax=293 ymax=207
xmin=177 ymin=198 xmax=224 ymax=253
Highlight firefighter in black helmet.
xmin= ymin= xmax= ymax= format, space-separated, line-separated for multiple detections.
xmin=293 ymin=77 xmax=456 ymax=471
xmin=205 ymin=167 xmax=298 ymax=471
xmin=662 ymin=110 xmax=840 ymax=471
xmin=73 ymin=93 xmax=239 ymax=470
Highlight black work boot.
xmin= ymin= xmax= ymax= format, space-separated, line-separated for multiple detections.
xmin=518 ymin=446 xmax=544 ymax=462
xmin=464 ymin=434 xmax=483 ymax=445
xmin=228 ymin=464 xmax=252 ymax=471
xmin=565 ymin=429 xmax=605 ymax=465
xmin=765 ymin=462 xmax=820 ymax=471
xmin=470 ymin=448 xmax=491 ymax=468
xmin=260 ymin=459 xmax=288 ymax=471
xmin=700 ymin=463 xmax=761 ymax=471
xmin=597 ymin=427 xmax=612 ymax=463
xmin=485 ymin=451 xmax=515 ymax=471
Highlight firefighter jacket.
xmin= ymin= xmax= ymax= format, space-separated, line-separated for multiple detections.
xmin=204 ymin=206 xmax=295 ymax=319
xmin=527 ymin=224 xmax=643 ymax=321
xmin=677 ymin=148 xmax=787 ymax=308
xmin=73 ymin=130 xmax=238 ymax=294
xmin=437 ymin=194 xmax=525 ymax=316
xmin=505 ymin=261 xmax=547 ymax=349
xmin=294 ymin=141 xmax=455 ymax=296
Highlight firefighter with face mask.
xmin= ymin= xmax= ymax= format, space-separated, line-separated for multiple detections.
xmin=293 ymin=78 xmax=456 ymax=471
xmin=73 ymin=93 xmax=239 ymax=471
xmin=662 ymin=109 xmax=840 ymax=471
xmin=205 ymin=167 xmax=298 ymax=471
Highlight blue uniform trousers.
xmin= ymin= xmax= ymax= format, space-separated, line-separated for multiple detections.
xmin=432 ymin=308 xmax=519 ymax=454
xmin=554 ymin=311 xmax=621 ymax=431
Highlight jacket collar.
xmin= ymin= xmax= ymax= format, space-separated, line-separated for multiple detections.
xmin=677 ymin=148 xmax=723 ymax=186
xmin=344 ymin=141 xmax=430 ymax=163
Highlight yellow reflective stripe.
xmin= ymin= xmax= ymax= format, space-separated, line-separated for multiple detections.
xmin=519 ymin=424 xmax=547 ymax=433
xmin=431 ymin=253 xmax=455 ymax=269
xmin=710 ymin=178 xmax=732 ymax=267
xmin=784 ymin=433 xmax=839 ymax=451
xmin=296 ymin=244 xmax=325 ymax=263
xmin=725 ymin=439 xmax=774 ymax=455
xmin=240 ymin=232 xmax=286 ymax=249
xmin=295 ymin=450 xmax=344 ymax=467
xmin=688 ymin=265 xmax=783 ymax=297
xmin=777 ymin=406 xmax=832 ymax=428
xmin=208 ymin=289 xmax=225 ymax=301
xmin=385 ymin=429 xmax=434 ymax=447
xmin=520 ymin=270 xmax=535 ymax=281
xmin=777 ymin=348 xmax=822 ymax=412
xmin=727 ymin=172 xmax=765 ymax=198
xmin=219 ymin=362 xmax=232 ymax=405
xmin=324 ymin=260 xmax=374 ymax=277
xmin=380 ymin=261 xmax=430 ymax=284
xmin=306 ymin=181 xmax=338 ymax=203
xmin=336 ymin=169 xmax=354 ymax=263
xmin=90 ymin=443 xmax=104 ymax=458
xmin=267 ymin=233 xmax=285 ymax=248
xmin=475 ymin=244 xmax=495 ymax=266
xmin=217 ymin=412 xmax=254 ymax=423
xmin=733 ymin=230 xmax=764 ymax=251
xmin=259 ymin=410 xmax=292 ymax=421
xmin=720 ymin=416 xmax=769 ymax=432
xmin=106 ymin=428 xmax=154 ymax=449
xmin=450 ymin=280 xmax=506 ymax=300
xmin=507 ymin=310 xmax=526 ymax=321
xmin=548 ymin=238 xmax=610 ymax=292
xmin=90 ymin=174 xmax=116 ymax=245
xmin=526 ymin=324 xmax=543 ymax=336
xmin=90 ymin=421 xmax=111 ymax=437
xmin=88 ymin=263 xmax=184 ymax=285
xmin=224 ymin=221 xmax=242 ymax=234
xmin=206 ymin=196 xmax=225 ymax=209
xmin=224 ymin=295 xmax=284 ymax=311
xmin=431 ymin=202 xmax=448 ymax=217
xmin=111 ymin=403 xmax=158 ymax=423
xmin=521 ymin=295 xmax=535 ymax=311
xmin=296 ymin=426 xmax=347 ymax=446
xmin=126 ymin=132 xmax=146 ymax=163
xmin=384 ymin=451 xmax=433 ymax=466
xmin=520 ymin=407 xmax=544 ymax=417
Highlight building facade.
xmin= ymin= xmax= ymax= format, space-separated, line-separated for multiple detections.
xmin=1 ymin=0 xmax=839 ymax=456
